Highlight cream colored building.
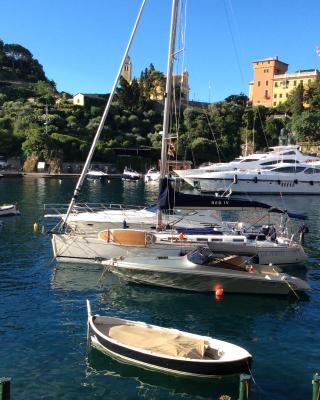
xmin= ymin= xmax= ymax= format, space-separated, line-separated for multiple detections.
xmin=121 ymin=55 xmax=132 ymax=83
xmin=149 ymin=70 xmax=189 ymax=100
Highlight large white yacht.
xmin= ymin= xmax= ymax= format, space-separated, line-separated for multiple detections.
xmin=190 ymin=162 xmax=320 ymax=194
xmin=175 ymin=144 xmax=320 ymax=187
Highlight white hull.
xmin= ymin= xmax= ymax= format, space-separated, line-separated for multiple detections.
xmin=174 ymin=144 xmax=320 ymax=184
xmin=52 ymin=233 xmax=193 ymax=263
xmin=196 ymin=177 xmax=320 ymax=195
xmin=52 ymin=229 xmax=306 ymax=266
xmin=0 ymin=204 xmax=20 ymax=216
xmin=102 ymin=254 xmax=310 ymax=295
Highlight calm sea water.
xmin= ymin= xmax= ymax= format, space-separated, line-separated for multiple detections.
xmin=0 ymin=176 xmax=320 ymax=400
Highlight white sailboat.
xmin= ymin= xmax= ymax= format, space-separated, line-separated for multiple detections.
xmin=50 ymin=0 xmax=307 ymax=276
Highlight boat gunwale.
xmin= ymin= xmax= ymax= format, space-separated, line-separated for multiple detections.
xmin=89 ymin=314 xmax=251 ymax=364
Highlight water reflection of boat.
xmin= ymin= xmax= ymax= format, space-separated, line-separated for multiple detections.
xmin=51 ymin=263 xmax=108 ymax=291
xmin=86 ymin=347 xmax=241 ymax=399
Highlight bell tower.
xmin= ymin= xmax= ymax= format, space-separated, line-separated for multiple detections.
xmin=121 ymin=55 xmax=132 ymax=83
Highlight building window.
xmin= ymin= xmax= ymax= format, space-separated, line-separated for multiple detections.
xmin=266 ymin=80 xmax=269 ymax=86
xmin=264 ymin=69 xmax=269 ymax=73
xmin=275 ymin=82 xmax=278 ymax=87
xmin=274 ymin=102 xmax=277 ymax=106
xmin=258 ymin=81 xmax=261 ymax=87
xmin=294 ymin=80 xmax=297 ymax=86
xmin=300 ymin=80 xmax=303 ymax=84
xmin=265 ymin=90 xmax=269 ymax=98
xmin=279 ymin=94 xmax=282 ymax=98
xmin=274 ymin=94 xmax=277 ymax=98
xmin=286 ymin=94 xmax=288 ymax=98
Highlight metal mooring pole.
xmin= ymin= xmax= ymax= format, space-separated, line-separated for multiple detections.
xmin=0 ymin=378 xmax=11 ymax=400
xmin=312 ymin=373 xmax=320 ymax=400
xmin=239 ymin=374 xmax=251 ymax=400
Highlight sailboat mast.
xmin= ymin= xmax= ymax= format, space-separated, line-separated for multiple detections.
xmin=62 ymin=0 xmax=146 ymax=228
xmin=160 ymin=0 xmax=179 ymax=179
xmin=158 ymin=0 xmax=179 ymax=227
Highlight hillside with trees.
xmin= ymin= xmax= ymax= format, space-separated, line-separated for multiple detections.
xmin=0 ymin=38 xmax=320 ymax=172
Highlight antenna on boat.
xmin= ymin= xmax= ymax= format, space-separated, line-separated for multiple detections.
xmin=61 ymin=0 xmax=147 ymax=229
xmin=158 ymin=0 xmax=179 ymax=228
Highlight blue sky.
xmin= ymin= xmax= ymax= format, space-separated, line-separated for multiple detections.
xmin=1 ymin=0 xmax=320 ymax=102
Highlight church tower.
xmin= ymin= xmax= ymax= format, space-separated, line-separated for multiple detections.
xmin=121 ymin=55 xmax=132 ymax=83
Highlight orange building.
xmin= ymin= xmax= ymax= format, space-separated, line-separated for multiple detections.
xmin=249 ymin=56 xmax=320 ymax=107
xmin=249 ymin=57 xmax=288 ymax=107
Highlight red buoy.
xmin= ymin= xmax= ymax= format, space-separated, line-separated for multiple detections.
xmin=215 ymin=287 xmax=224 ymax=300
xmin=178 ymin=232 xmax=184 ymax=241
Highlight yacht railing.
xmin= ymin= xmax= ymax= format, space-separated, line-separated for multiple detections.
xmin=43 ymin=203 xmax=147 ymax=217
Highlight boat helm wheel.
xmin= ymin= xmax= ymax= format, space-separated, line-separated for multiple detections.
xmin=145 ymin=233 xmax=154 ymax=245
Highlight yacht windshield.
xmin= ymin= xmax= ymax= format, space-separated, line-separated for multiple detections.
xmin=187 ymin=247 xmax=215 ymax=265
xmin=271 ymin=166 xmax=305 ymax=173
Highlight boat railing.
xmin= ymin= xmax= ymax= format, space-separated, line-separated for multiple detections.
xmin=43 ymin=202 xmax=146 ymax=217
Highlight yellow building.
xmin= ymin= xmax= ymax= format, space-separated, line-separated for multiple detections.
xmin=249 ymin=57 xmax=319 ymax=107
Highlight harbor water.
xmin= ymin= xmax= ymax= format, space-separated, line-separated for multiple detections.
xmin=0 ymin=176 xmax=320 ymax=399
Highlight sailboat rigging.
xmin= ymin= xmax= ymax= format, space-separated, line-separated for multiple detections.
xmin=61 ymin=0 xmax=147 ymax=229
xmin=49 ymin=0 xmax=308 ymax=276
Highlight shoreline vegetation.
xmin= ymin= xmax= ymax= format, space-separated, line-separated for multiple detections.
xmin=1 ymin=38 xmax=320 ymax=173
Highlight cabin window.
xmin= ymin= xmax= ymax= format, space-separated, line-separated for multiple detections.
xmin=260 ymin=160 xmax=278 ymax=166
xmin=304 ymin=168 xmax=320 ymax=174
xmin=279 ymin=159 xmax=300 ymax=164
xmin=241 ymin=158 xmax=260 ymax=162
xmin=273 ymin=166 xmax=305 ymax=173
